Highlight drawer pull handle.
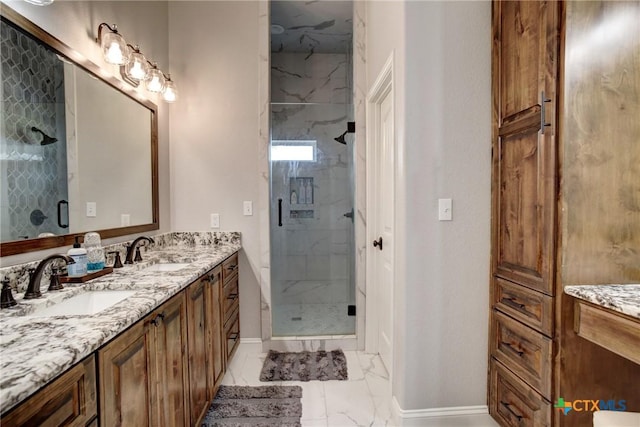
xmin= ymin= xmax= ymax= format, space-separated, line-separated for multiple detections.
xmin=151 ymin=313 xmax=165 ymax=326
xmin=502 ymin=297 xmax=526 ymax=310
xmin=227 ymin=293 xmax=238 ymax=300
xmin=501 ymin=401 xmax=523 ymax=421
xmin=227 ymin=264 xmax=237 ymax=271
xmin=501 ymin=341 xmax=524 ymax=357
xmin=229 ymin=333 xmax=239 ymax=341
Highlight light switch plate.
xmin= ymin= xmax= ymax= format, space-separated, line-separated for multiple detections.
xmin=438 ymin=198 xmax=452 ymax=221
xmin=86 ymin=202 xmax=97 ymax=217
xmin=243 ymin=201 xmax=253 ymax=216
xmin=210 ymin=213 xmax=220 ymax=228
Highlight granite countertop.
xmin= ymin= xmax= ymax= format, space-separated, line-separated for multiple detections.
xmin=0 ymin=240 xmax=241 ymax=415
xmin=564 ymin=284 xmax=640 ymax=320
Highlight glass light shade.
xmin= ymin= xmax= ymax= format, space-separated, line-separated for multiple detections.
xmin=163 ymin=79 xmax=178 ymax=103
xmin=145 ymin=67 xmax=165 ymax=93
xmin=125 ymin=50 xmax=149 ymax=81
xmin=101 ymin=31 xmax=129 ymax=65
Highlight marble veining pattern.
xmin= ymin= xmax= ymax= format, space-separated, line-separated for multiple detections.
xmin=564 ymin=284 xmax=640 ymax=319
xmin=0 ymin=232 xmax=241 ymax=415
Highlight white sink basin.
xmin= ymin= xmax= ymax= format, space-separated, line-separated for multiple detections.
xmin=27 ymin=290 xmax=136 ymax=317
xmin=141 ymin=263 xmax=190 ymax=272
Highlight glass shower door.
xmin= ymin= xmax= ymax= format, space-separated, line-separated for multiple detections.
xmin=270 ymin=103 xmax=355 ymax=337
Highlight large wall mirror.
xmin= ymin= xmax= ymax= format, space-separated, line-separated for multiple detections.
xmin=0 ymin=6 xmax=159 ymax=256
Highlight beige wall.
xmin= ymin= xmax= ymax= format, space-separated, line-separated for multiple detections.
xmin=0 ymin=0 xmax=171 ymax=266
xmin=367 ymin=0 xmax=491 ymax=412
xmin=168 ymin=1 xmax=262 ymax=338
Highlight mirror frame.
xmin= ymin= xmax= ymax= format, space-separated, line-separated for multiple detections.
xmin=0 ymin=5 xmax=159 ymax=257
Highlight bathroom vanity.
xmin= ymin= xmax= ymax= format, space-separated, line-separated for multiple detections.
xmin=0 ymin=233 xmax=241 ymax=426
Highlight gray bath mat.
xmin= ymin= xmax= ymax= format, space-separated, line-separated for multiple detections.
xmin=201 ymin=385 xmax=302 ymax=427
xmin=259 ymin=350 xmax=348 ymax=381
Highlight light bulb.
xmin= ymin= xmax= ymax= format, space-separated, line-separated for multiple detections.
xmin=163 ymin=79 xmax=178 ymax=103
xmin=106 ymin=43 xmax=125 ymax=64
xmin=125 ymin=49 xmax=149 ymax=81
xmin=145 ymin=67 xmax=165 ymax=93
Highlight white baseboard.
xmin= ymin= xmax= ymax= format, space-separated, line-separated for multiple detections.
xmin=392 ymin=397 xmax=497 ymax=426
xmin=240 ymin=338 xmax=262 ymax=344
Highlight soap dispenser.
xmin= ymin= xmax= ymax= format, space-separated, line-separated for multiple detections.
xmin=67 ymin=237 xmax=88 ymax=277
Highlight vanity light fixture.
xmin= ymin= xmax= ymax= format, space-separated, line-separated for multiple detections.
xmin=97 ymin=23 xmax=129 ymax=66
xmin=95 ymin=23 xmax=178 ymax=103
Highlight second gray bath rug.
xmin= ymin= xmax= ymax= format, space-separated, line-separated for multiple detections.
xmin=259 ymin=350 xmax=348 ymax=381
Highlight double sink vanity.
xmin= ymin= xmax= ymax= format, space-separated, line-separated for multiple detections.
xmin=0 ymin=232 xmax=241 ymax=426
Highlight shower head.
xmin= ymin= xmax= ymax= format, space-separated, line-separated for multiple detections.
xmin=333 ymin=121 xmax=356 ymax=145
xmin=31 ymin=126 xmax=58 ymax=145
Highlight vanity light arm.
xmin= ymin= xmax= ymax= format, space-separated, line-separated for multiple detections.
xmin=96 ymin=22 xmax=118 ymax=43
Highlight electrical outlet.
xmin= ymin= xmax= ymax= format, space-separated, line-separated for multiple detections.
xmin=210 ymin=213 xmax=220 ymax=228
xmin=243 ymin=201 xmax=253 ymax=216
xmin=86 ymin=202 xmax=97 ymax=217
xmin=121 ymin=214 xmax=130 ymax=226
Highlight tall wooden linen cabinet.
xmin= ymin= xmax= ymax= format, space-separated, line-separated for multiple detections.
xmin=489 ymin=1 xmax=640 ymax=426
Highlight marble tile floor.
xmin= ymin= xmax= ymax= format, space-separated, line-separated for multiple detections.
xmin=221 ymin=342 xmax=392 ymax=426
xmin=272 ymin=303 xmax=356 ymax=337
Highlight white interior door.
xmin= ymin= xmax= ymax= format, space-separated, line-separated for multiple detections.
xmin=374 ymin=89 xmax=394 ymax=373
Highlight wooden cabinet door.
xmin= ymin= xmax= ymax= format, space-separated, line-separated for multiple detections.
xmin=187 ymin=276 xmax=210 ymax=425
xmin=492 ymin=0 xmax=559 ymax=295
xmin=99 ymin=321 xmax=156 ymax=427
xmin=207 ymin=266 xmax=224 ymax=395
xmin=2 ymin=356 xmax=97 ymax=427
xmin=152 ymin=292 xmax=190 ymax=427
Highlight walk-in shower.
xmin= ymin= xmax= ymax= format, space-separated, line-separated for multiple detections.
xmin=269 ymin=1 xmax=355 ymax=337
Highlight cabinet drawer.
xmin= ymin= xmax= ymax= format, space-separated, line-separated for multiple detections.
xmin=223 ymin=275 xmax=239 ymax=326
xmin=490 ymin=359 xmax=551 ymax=427
xmin=494 ymin=277 xmax=553 ymax=336
xmin=222 ymin=253 xmax=238 ymax=283
xmin=225 ymin=312 xmax=240 ymax=360
xmin=2 ymin=355 xmax=97 ymax=427
xmin=491 ymin=311 xmax=552 ymax=399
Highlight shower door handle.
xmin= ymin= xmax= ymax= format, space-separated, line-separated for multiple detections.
xmin=373 ymin=237 xmax=383 ymax=250
xmin=278 ymin=198 xmax=283 ymax=227
xmin=57 ymin=200 xmax=69 ymax=229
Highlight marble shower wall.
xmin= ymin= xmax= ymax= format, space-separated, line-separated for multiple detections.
xmin=0 ymin=21 xmax=68 ymax=241
xmin=270 ymin=52 xmax=354 ymax=310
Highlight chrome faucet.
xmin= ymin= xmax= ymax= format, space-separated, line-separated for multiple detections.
xmin=24 ymin=254 xmax=75 ymax=299
xmin=125 ymin=236 xmax=155 ymax=264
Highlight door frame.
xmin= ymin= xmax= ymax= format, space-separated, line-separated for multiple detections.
xmin=365 ymin=52 xmax=395 ymax=374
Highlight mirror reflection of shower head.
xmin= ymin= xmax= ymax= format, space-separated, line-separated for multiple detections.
xmin=334 ymin=121 xmax=356 ymax=145
xmin=30 ymin=126 xmax=58 ymax=145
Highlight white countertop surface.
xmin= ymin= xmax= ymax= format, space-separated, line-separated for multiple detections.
xmin=564 ymin=284 xmax=640 ymax=320
xmin=0 ymin=235 xmax=241 ymax=415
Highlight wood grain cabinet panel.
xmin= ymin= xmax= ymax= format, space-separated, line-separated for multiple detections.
xmin=490 ymin=359 xmax=551 ymax=427
xmin=574 ymin=300 xmax=640 ymax=365
xmin=187 ymin=277 xmax=210 ymax=426
xmin=491 ymin=311 xmax=552 ymax=399
xmin=99 ymin=320 xmax=156 ymax=427
xmin=492 ymin=0 xmax=558 ymax=295
xmin=99 ymin=293 xmax=189 ymax=427
xmin=207 ymin=266 xmax=225 ymax=394
xmin=152 ymin=293 xmax=190 ymax=427
xmin=494 ymin=277 xmax=554 ymax=336
xmin=1 ymin=356 xmax=97 ymax=427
